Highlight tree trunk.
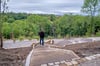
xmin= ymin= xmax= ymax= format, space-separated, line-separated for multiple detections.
xmin=0 ymin=0 xmax=3 ymax=48
xmin=0 ymin=33 xmax=3 ymax=48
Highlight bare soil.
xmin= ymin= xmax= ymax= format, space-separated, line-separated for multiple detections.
xmin=62 ymin=41 xmax=100 ymax=58
xmin=0 ymin=47 xmax=32 ymax=66
xmin=0 ymin=41 xmax=100 ymax=66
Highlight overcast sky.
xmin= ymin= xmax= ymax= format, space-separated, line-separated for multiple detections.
xmin=8 ymin=0 xmax=84 ymax=15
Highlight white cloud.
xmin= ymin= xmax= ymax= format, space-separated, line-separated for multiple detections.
xmin=8 ymin=0 xmax=84 ymax=15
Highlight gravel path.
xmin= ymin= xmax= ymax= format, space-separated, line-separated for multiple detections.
xmin=3 ymin=39 xmax=38 ymax=49
xmin=3 ymin=37 xmax=100 ymax=49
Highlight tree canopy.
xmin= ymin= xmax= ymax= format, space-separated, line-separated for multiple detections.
xmin=1 ymin=12 xmax=100 ymax=39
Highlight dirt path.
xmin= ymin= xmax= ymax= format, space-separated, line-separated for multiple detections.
xmin=0 ymin=37 xmax=100 ymax=66
xmin=0 ymin=47 xmax=32 ymax=66
xmin=62 ymin=41 xmax=100 ymax=57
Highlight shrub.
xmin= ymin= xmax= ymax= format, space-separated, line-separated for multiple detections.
xmin=33 ymin=36 xmax=39 ymax=40
xmin=19 ymin=36 xmax=24 ymax=41
xmin=96 ymin=31 xmax=100 ymax=37
xmin=28 ymin=37 xmax=32 ymax=40
xmin=48 ymin=36 xmax=53 ymax=39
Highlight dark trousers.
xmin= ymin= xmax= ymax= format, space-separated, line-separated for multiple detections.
xmin=40 ymin=38 xmax=44 ymax=45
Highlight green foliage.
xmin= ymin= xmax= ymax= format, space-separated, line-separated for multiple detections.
xmin=96 ymin=31 xmax=100 ymax=36
xmin=19 ymin=36 xmax=24 ymax=41
xmin=50 ymin=14 xmax=56 ymax=21
xmin=33 ymin=36 xmax=39 ymax=40
xmin=82 ymin=0 xmax=100 ymax=15
xmin=2 ymin=22 xmax=11 ymax=39
xmin=57 ymin=34 xmax=62 ymax=39
xmin=47 ymin=36 xmax=53 ymax=39
xmin=27 ymin=37 xmax=32 ymax=40
xmin=81 ymin=0 xmax=100 ymax=35
xmin=1 ymin=12 xmax=100 ymax=39
xmin=86 ymin=28 xmax=91 ymax=37
xmin=66 ymin=34 xmax=70 ymax=38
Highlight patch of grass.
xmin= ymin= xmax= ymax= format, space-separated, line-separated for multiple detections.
xmin=19 ymin=36 xmax=24 ymax=41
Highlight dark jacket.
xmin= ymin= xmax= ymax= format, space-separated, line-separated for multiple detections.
xmin=39 ymin=31 xmax=45 ymax=38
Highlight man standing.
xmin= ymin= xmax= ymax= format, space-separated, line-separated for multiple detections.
xmin=39 ymin=30 xmax=45 ymax=46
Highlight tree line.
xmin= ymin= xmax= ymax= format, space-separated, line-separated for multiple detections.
xmin=2 ymin=13 xmax=100 ymax=39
